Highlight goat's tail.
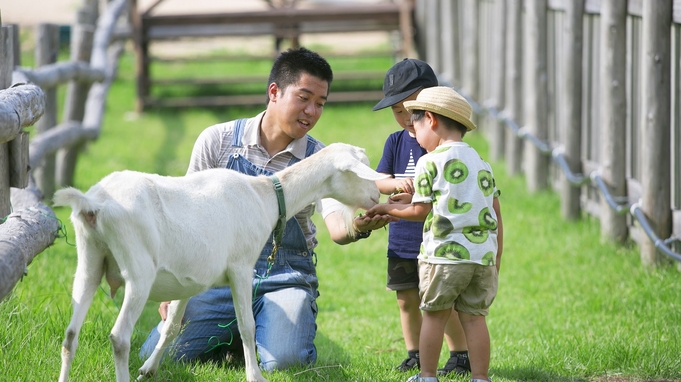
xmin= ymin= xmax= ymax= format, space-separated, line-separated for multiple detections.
xmin=53 ymin=187 xmax=100 ymax=215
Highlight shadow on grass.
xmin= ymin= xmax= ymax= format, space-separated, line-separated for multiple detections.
xmin=492 ymin=366 xmax=589 ymax=382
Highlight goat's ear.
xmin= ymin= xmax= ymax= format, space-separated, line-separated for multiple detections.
xmin=350 ymin=162 xmax=390 ymax=181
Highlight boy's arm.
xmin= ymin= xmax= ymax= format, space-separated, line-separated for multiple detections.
xmin=376 ymin=176 xmax=415 ymax=195
xmin=368 ymin=201 xmax=431 ymax=222
xmin=493 ymin=197 xmax=503 ymax=273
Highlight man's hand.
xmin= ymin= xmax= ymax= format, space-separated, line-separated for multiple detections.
xmin=354 ymin=212 xmax=396 ymax=231
xmin=159 ymin=301 xmax=170 ymax=321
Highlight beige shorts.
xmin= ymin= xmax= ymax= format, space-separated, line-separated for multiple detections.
xmin=418 ymin=261 xmax=498 ymax=315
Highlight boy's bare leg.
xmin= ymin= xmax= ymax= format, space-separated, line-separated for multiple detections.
xmin=444 ymin=307 xmax=467 ymax=350
xmin=397 ymin=288 xmax=422 ymax=352
xmin=418 ymin=309 xmax=450 ymax=377
xmin=458 ymin=311 xmax=491 ymax=381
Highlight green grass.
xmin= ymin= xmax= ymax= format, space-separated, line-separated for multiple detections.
xmin=1 ymin=51 xmax=680 ymax=382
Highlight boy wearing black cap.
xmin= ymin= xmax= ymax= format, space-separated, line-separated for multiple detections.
xmin=373 ymin=59 xmax=471 ymax=376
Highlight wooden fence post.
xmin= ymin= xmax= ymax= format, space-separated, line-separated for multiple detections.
xmin=560 ymin=0 xmax=585 ymax=220
xmin=487 ymin=0 xmax=506 ymax=162
xmin=33 ymin=23 xmax=60 ymax=201
xmin=504 ymin=0 xmax=523 ymax=176
xmin=599 ymin=0 xmax=628 ymax=242
xmin=640 ymin=0 xmax=673 ymax=265
xmin=461 ymin=0 xmax=479 ymax=105
xmin=439 ymin=0 xmax=457 ymax=84
xmin=0 ymin=25 xmax=12 ymax=218
xmin=424 ymin=0 xmax=441 ymax=73
xmin=524 ymin=0 xmax=549 ymax=192
xmin=57 ymin=1 xmax=99 ymax=188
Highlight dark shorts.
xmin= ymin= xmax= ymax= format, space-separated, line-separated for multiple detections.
xmin=386 ymin=257 xmax=419 ymax=291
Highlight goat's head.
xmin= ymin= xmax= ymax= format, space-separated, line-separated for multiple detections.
xmin=324 ymin=143 xmax=387 ymax=211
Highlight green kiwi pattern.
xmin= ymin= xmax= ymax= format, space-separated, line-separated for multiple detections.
xmin=415 ymin=172 xmax=433 ymax=196
xmin=425 ymin=160 xmax=438 ymax=178
xmin=434 ymin=241 xmax=471 ymax=260
xmin=478 ymin=207 xmax=497 ymax=230
xmin=431 ymin=214 xmax=454 ymax=238
xmin=423 ymin=211 xmax=434 ymax=232
xmin=477 ymin=170 xmax=494 ymax=196
xmin=463 ymin=226 xmax=489 ymax=244
xmin=448 ymin=197 xmax=472 ymax=214
xmin=481 ymin=251 xmax=495 ymax=266
xmin=443 ymin=159 xmax=469 ymax=184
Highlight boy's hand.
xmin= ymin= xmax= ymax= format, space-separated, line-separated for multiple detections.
xmin=393 ymin=179 xmax=415 ymax=195
xmin=388 ymin=192 xmax=412 ymax=204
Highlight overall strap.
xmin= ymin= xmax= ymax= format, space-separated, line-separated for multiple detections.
xmin=231 ymin=118 xmax=248 ymax=147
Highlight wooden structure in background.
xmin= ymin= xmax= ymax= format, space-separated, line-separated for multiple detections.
xmin=131 ymin=0 xmax=415 ymax=111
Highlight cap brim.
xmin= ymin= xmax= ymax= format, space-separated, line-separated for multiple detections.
xmin=372 ymin=87 xmax=421 ymax=111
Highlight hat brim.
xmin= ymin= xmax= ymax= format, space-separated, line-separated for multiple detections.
xmin=404 ymin=101 xmax=477 ymax=132
xmin=372 ymin=87 xmax=421 ymax=111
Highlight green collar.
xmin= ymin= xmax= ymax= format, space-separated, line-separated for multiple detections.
xmin=269 ymin=175 xmax=286 ymax=262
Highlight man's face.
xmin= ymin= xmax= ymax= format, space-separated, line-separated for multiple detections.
xmin=390 ymin=91 xmax=419 ymax=134
xmin=268 ymin=73 xmax=329 ymax=140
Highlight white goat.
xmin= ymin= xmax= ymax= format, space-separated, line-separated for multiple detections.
xmin=53 ymin=143 xmax=387 ymax=382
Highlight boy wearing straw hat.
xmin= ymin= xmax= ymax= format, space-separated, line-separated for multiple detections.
xmin=366 ymin=86 xmax=503 ymax=382
xmin=372 ymin=59 xmax=471 ymax=376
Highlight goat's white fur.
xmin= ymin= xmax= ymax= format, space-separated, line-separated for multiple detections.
xmin=53 ymin=143 xmax=387 ymax=382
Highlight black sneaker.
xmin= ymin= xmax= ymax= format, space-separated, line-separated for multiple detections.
xmin=437 ymin=352 xmax=470 ymax=376
xmin=396 ymin=356 xmax=420 ymax=372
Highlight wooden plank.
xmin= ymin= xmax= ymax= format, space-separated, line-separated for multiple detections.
xmin=143 ymin=90 xmax=385 ymax=108
xmin=142 ymin=4 xmax=402 ymax=27
xmin=150 ymin=71 xmax=386 ymax=86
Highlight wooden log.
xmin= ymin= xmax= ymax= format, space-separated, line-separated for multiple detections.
xmin=58 ymin=2 xmax=98 ymax=188
xmin=12 ymin=61 xmax=105 ymax=89
xmin=33 ymin=23 xmax=60 ymax=202
xmin=524 ymin=0 xmax=550 ymax=192
xmin=640 ymin=0 xmax=673 ymax=265
xmin=29 ymin=121 xmax=98 ymax=171
xmin=0 ymin=84 xmax=46 ymax=143
xmin=599 ymin=0 xmax=628 ymax=243
xmin=504 ymin=0 xmax=523 ymax=176
xmin=0 ymin=186 xmax=60 ymax=300
xmin=560 ymin=0 xmax=585 ymax=220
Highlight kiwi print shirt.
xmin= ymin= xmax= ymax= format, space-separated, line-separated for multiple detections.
xmin=411 ymin=142 xmax=500 ymax=266
xmin=376 ymin=130 xmax=428 ymax=259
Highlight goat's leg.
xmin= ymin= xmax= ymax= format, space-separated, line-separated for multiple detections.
xmin=137 ymin=299 xmax=189 ymax=379
xmin=230 ymin=269 xmax=268 ymax=382
xmin=59 ymin=244 xmax=106 ymax=382
xmin=110 ymin=277 xmax=153 ymax=382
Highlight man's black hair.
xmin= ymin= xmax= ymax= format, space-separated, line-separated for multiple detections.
xmin=266 ymin=47 xmax=334 ymax=102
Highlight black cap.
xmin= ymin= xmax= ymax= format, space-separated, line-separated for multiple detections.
xmin=372 ymin=58 xmax=439 ymax=111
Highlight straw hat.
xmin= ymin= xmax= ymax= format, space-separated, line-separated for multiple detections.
xmin=403 ymin=86 xmax=477 ymax=131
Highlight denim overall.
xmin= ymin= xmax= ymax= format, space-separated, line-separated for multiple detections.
xmin=140 ymin=119 xmax=320 ymax=370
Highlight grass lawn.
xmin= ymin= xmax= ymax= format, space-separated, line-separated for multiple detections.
xmin=1 ymin=48 xmax=680 ymax=382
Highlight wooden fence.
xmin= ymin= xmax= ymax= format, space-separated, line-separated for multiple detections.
xmin=415 ymin=0 xmax=681 ymax=265
xmin=0 ymin=0 xmax=130 ymax=300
